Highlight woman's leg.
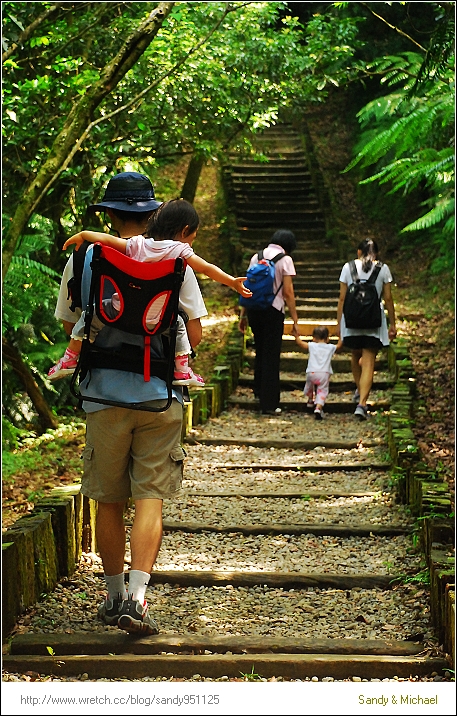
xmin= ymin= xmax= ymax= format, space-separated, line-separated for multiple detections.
xmin=351 ymin=348 xmax=363 ymax=393
xmin=358 ymin=348 xmax=377 ymax=406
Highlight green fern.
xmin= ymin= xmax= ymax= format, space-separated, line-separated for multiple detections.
xmin=345 ymin=49 xmax=454 ymax=244
xmin=402 ymin=197 xmax=455 ymax=233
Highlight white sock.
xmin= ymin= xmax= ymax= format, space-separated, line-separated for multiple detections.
xmin=104 ymin=572 xmax=127 ymax=601
xmin=128 ymin=569 xmax=151 ymax=603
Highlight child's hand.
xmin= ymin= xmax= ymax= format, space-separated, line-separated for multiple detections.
xmin=63 ymin=233 xmax=85 ymax=251
xmin=233 ymin=277 xmax=252 ymax=298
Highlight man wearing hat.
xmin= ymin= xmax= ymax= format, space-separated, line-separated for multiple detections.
xmin=53 ymin=172 xmax=207 ymax=634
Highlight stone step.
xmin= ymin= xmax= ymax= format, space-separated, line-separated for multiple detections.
xmin=230 ymin=172 xmax=313 ymax=182
xmin=227 ymin=159 xmax=310 ymax=169
xmin=283 ymin=320 xmax=338 ymax=336
xmin=244 ymin=351 xmax=388 ymax=372
xmin=295 ymin=306 xmax=337 ymax=319
xmin=238 ymin=373 xmax=394 ymax=392
xmin=225 ymin=398 xmax=390 ymax=414
xmin=238 ymin=228 xmax=327 ymax=241
xmin=237 ymin=219 xmax=326 ymax=230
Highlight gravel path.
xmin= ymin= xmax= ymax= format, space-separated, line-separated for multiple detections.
xmin=3 ymin=372 xmax=445 ymax=685
xmin=11 ymin=558 xmax=431 ymax=643
xmin=163 ymin=493 xmax=409 ymax=526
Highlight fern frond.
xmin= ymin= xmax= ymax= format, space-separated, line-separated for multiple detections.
xmin=401 ymin=197 xmax=455 ymax=232
xmin=10 ymin=256 xmax=61 ymax=279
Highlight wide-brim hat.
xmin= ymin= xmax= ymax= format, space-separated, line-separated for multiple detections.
xmin=88 ymin=172 xmax=162 ymax=213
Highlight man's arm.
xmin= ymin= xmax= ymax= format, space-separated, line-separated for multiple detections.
xmin=186 ymin=318 xmax=202 ymax=348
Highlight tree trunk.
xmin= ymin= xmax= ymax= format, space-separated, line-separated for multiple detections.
xmin=2 ymin=337 xmax=58 ymax=431
xmin=2 ymin=1 xmax=175 ymax=281
xmin=180 ymin=155 xmax=205 ymax=204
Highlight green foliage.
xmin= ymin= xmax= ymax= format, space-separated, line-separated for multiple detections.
xmin=345 ymin=45 xmax=454 ymax=273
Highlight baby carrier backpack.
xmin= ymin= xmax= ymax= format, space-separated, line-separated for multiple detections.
xmin=70 ymin=243 xmax=186 ymax=412
xmin=343 ymin=260 xmax=383 ymax=329
xmin=239 ymin=250 xmax=285 ymax=310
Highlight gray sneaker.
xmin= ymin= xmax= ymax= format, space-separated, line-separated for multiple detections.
xmin=117 ymin=598 xmax=159 ymax=635
xmin=97 ymin=594 xmax=124 ymax=625
xmin=352 ymin=389 xmax=360 ymax=403
xmin=354 ymin=404 xmax=368 ymax=420
xmin=314 ymin=407 xmax=324 ymax=420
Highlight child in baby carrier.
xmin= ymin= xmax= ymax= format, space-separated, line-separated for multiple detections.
xmin=48 ymin=199 xmax=252 ymax=386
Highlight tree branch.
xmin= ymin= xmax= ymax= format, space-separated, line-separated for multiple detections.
xmin=2 ymin=2 xmax=65 ymax=63
xmin=2 ymin=336 xmax=58 ymax=431
xmin=3 ymin=1 xmax=176 ymax=280
xmin=20 ymin=3 xmax=237 ymax=224
xmin=359 ymin=2 xmax=426 ymax=52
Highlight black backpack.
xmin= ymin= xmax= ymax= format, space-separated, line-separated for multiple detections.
xmin=343 ymin=260 xmax=383 ymax=329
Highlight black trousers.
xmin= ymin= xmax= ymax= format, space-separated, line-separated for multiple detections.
xmin=247 ymin=306 xmax=284 ymax=412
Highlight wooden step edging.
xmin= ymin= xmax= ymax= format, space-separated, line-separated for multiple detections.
xmin=162 ymin=521 xmax=411 ymax=537
xmin=2 ymin=653 xmax=448 ymax=680
xmin=144 ymin=570 xmax=400 ymax=590
xmin=9 ymin=632 xmax=428 ymax=657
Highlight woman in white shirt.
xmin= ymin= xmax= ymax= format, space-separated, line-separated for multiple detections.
xmin=336 ymin=238 xmax=397 ymax=420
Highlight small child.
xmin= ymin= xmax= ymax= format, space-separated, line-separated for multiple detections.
xmin=48 ymin=199 xmax=252 ymax=386
xmin=294 ymin=325 xmax=340 ymax=420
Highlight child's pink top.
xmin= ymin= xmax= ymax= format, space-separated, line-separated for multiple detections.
xmin=125 ymin=235 xmax=194 ymax=263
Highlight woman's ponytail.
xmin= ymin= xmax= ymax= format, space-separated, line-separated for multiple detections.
xmin=358 ymin=238 xmax=379 ymax=272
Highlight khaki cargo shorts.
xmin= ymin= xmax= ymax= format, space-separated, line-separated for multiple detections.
xmin=81 ymin=399 xmax=184 ymax=502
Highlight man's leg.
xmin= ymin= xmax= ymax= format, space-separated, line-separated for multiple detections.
xmin=96 ymin=501 xmax=126 ymax=576
xmin=117 ymin=399 xmax=183 ymax=635
xmin=130 ymin=498 xmax=163 ymax=573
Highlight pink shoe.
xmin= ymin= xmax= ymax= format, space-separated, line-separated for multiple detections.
xmin=47 ymin=355 xmax=78 ymax=381
xmin=173 ymin=368 xmax=205 ymax=387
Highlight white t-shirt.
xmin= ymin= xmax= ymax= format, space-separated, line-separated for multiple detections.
xmin=339 ymin=260 xmax=393 ymax=345
xmin=306 ymin=342 xmax=337 ymax=374
xmin=248 ymin=243 xmax=296 ymax=313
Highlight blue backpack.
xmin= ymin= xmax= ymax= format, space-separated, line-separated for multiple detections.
xmin=239 ymin=250 xmax=285 ymax=310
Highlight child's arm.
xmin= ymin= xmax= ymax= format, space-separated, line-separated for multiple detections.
xmin=186 ymin=254 xmax=252 ymax=298
xmin=63 ymin=231 xmax=128 ymax=254
xmin=294 ymin=335 xmax=309 ymax=352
